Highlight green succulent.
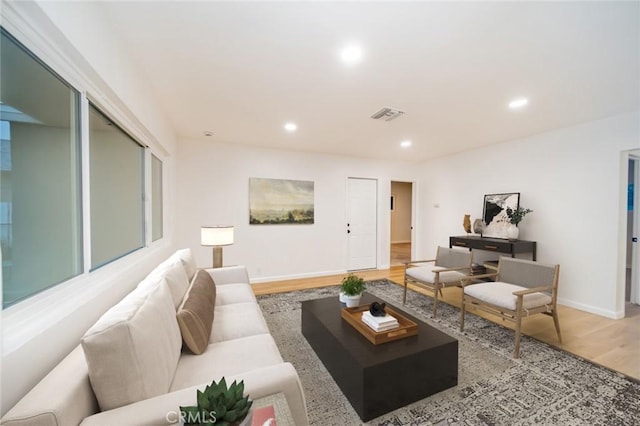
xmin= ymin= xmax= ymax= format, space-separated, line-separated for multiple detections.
xmin=180 ymin=377 xmax=252 ymax=426
xmin=341 ymin=273 xmax=366 ymax=296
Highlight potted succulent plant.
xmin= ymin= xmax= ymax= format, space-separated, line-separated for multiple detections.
xmin=340 ymin=273 xmax=366 ymax=307
xmin=179 ymin=377 xmax=252 ymax=426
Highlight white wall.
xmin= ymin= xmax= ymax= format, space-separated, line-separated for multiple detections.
xmin=1 ymin=2 xmax=178 ymax=414
xmin=415 ymin=111 xmax=640 ymax=319
xmin=175 ymin=140 xmax=418 ymax=281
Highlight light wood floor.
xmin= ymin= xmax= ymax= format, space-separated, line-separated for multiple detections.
xmin=253 ymin=266 xmax=640 ymax=381
xmin=391 ymin=242 xmax=411 ymax=265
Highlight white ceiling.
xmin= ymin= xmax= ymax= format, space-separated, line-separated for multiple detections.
xmin=99 ymin=1 xmax=639 ymax=162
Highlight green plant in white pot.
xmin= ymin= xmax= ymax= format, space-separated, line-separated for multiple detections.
xmin=179 ymin=377 xmax=252 ymax=426
xmin=503 ymin=206 xmax=533 ymax=240
xmin=340 ymin=273 xmax=366 ymax=307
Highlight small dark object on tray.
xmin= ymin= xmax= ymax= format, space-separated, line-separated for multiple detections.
xmin=369 ymin=302 xmax=387 ymax=317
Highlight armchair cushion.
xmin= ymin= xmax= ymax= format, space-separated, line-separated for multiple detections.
xmin=464 ymin=281 xmax=552 ymax=311
xmin=406 ymin=266 xmax=467 ymax=285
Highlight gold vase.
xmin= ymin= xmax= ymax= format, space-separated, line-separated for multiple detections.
xmin=463 ymin=214 xmax=471 ymax=234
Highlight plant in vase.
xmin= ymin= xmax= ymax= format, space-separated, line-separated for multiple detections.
xmin=340 ymin=273 xmax=366 ymax=307
xmin=180 ymin=377 xmax=252 ymax=426
xmin=503 ymin=206 xmax=533 ymax=240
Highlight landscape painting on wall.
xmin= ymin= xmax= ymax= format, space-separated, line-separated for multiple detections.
xmin=482 ymin=192 xmax=520 ymax=238
xmin=249 ymin=178 xmax=314 ymax=225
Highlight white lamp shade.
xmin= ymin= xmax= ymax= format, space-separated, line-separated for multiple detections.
xmin=201 ymin=226 xmax=234 ymax=246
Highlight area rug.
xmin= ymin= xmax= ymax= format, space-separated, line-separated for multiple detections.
xmin=256 ymin=280 xmax=640 ymax=425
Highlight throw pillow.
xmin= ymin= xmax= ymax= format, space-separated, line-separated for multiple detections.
xmin=176 ymin=269 xmax=216 ymax=354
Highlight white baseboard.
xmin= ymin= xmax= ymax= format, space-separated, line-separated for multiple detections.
xmin=557 ymin=297 xmax=623 ymax=319
xmin=250 ymin=266 xmax=392 ymax=284
xmin=250 ymin=269 xmax=347 ymax=284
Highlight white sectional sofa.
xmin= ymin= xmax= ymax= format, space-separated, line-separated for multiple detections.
xmin=1 ymin=249 xmax=308 ymax=426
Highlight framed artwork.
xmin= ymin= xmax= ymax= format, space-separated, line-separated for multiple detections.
xmin=482 ymin=192 xmax=520 ymax=238
xmin=249 ymin=178 xmax=314 ymax=224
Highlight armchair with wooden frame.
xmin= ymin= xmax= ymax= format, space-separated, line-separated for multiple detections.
xmin=403 ymin=246 xmax=473 ymax=317
xmin=460 ymin=257 xmax=561 ymax=358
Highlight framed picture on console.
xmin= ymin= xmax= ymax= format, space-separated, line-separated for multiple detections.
xmin=482 ymin=192 xmax=519 ymax=239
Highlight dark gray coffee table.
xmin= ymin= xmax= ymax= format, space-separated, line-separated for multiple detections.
xmin=301 ymin=292 xmax=458 ymax=421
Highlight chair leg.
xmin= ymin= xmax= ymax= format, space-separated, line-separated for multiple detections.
xmin=460 ymin=293 xmax=466 ymax=332
xmin=432 ymin=285 xmax=439 ymax=317
xmin=403 ymin=278 xmax=408 ymax=304
xmin=552 ymin=310 xmax=562 ymax=343
xmin=514 ymin=300 xmax=523 ymax=359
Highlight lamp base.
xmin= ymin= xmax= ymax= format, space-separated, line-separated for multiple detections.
xmin=213 ymin=246 xmax=223 ymax=268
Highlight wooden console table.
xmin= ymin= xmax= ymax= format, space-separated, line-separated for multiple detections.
xmin=449 ymin=235 xmax=536 ymax=261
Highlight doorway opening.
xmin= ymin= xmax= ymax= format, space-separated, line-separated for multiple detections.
xmin=627 ymin=155 xmax=639 ymax=311
xmin=390 ymin=181 xmax=413 ymax=266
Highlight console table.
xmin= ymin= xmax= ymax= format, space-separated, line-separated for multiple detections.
xmin=449 ymin=235 xmax=536 ymax=261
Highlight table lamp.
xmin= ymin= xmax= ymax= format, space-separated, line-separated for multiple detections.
xmin=201 ymin=225 xmax=234 ymax=268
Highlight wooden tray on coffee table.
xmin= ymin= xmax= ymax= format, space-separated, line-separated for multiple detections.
xmin=341 ymin=304 xmax=418 ymax=345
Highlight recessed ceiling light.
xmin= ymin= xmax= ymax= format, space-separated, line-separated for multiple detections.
xmin=508 ymin=98 xmax=529 ymax=109
xmin=400 ymin=140 xmax=412 ymax=148
xmin=340 ymin=43 xmax=363 ymax=65
xmin=284 ymin=122 xmax=297 ymax=132
xmin=203 ymin=130 xmax=214 ymax=137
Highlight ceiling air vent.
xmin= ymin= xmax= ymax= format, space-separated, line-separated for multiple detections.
xmin=370 ymin=106 xmax=405 ymax=122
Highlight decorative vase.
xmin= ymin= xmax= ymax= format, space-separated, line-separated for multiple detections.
xmin=343 ymin=294 xmax=362 ymax=307
xmin=506 ymin=225 xmax=519 ymax=240
xmin=473 ymin=219 xmax=483 ymax=234
xmin=463 ymin=214 xmax=471 ymax=234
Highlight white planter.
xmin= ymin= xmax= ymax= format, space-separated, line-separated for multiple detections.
xmin=506 ymin=225 xmax=519 ymax=240
xmin=343 ymin=294 xmax=362 ymax=307
xmin=339 ymin=291 xmax=346 ymax=303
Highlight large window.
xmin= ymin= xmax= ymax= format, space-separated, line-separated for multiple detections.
xmin=89 ymin=105 xmax=145 ymax=269
xmin=1 ymin=29 xmax=82 ymax=307
xmin=1 ymin=27 xmax=165 ymax=308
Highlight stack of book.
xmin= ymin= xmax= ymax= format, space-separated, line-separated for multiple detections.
xmin=361 ymin=311 xmax=399 ymax=332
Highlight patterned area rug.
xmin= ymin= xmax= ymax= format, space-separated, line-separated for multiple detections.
xmin=257 ymin=280 xmax=640 ymax=426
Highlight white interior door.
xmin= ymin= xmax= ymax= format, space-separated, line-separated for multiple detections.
xmin=347 ymin=177 xmax=377 ymax=270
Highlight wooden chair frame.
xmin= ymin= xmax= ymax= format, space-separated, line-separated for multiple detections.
xmin=403 ymin=247 xmax=472 ymax=318
xmin=460 ymin=260 xmax=561 ymax=358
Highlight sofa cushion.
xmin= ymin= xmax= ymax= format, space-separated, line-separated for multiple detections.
xmin=464 ymin=281 xmax=552 ymax=310
xmin=81 ymin=280 xmax=182 ymax=411
xmin=215 ymin=283 xmax=256 ymax=306
xmin=177 ymin=270 xmax=216 ymax=354
xmin=169 ymin=334 xmax=284 ymax=392
xmin=172 ymin=248 xmax=198 ymax=281
xmin=210 ymin=303 xmax=270 ymax=343
xmin=138 ymin=258 xmax=190 ymax=309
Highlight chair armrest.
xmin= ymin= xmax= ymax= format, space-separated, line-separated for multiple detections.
xmin=404 ymin=259 xmax=436 ymax=267
xmin=512 ymin=286 xmax=553 ymax=296
xmin=433 ymin=266 xmax=470 ymax=273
